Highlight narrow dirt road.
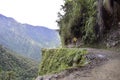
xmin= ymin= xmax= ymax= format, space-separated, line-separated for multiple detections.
xmin=36 ymin=48 xmax=120 ymax=80
xmin=58 ymin=48 xmax=120 ymax=80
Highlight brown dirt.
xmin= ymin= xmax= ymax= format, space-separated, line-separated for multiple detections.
xmin=36 ymin=48 xmax=120 ymax=80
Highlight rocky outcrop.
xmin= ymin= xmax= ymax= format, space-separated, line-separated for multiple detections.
xmin=106 ymin=28 xmax=120 ymax=48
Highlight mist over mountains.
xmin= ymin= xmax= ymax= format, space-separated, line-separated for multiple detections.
xmin=0 ymin=14 xmax=61 ymax=61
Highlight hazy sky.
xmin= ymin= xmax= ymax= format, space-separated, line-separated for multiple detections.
xmin=0 ymin=0 xmax=63 ymax=29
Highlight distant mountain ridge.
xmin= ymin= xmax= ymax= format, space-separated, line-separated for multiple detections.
xmin=0 ymin=14 xmax=61 ymax=61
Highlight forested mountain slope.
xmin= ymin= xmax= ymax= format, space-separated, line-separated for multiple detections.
xmin=0 ymin=45 xmax=38 ymax=80
xmin=0 ymin=14 xmax=61 ymax=61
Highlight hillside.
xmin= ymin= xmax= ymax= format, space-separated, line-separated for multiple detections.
xmin=0 ymin=45 xmax=38 ymax=80
xmin=0 ymin=14 xmax=61 ymax=61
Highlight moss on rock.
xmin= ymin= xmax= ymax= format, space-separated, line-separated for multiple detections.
xmin=39 ymin=48 xmax=88 ymax=75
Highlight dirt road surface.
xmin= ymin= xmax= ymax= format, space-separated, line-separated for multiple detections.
xmin=36 ymin=48 xmax=120 ymax=80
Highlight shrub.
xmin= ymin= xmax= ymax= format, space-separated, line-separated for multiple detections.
xmin=39 ymin=48 xmax=88 ymax=75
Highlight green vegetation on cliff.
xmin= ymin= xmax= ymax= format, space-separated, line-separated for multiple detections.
xmin=57 ymin=0 xmax=120 ymax=47
xmin=57 ymin=0 xmax=97 ymax=45
xmin=39 ymin=48 xmax=87 ymax=75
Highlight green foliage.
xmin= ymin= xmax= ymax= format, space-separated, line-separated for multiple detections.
xmin=57 ymin=0 xmax=97 ymax=45
xmin=0 ymin=45 xmax=38 ymax=80
xmin=82 ymin=0 xmax=97 ymax=44
xmin=39 ymin=48 xmax=88 ymax=75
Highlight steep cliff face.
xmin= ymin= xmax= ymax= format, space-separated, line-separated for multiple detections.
xmin=0 ymin=14 xmax=61 ymax=61
xmin=57 ymin=0 xmax=120 ymax=48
